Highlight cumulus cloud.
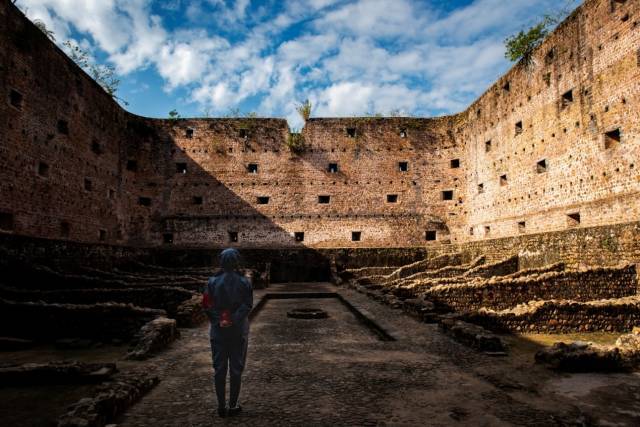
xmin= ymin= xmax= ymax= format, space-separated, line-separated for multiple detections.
xmin=16 ymin=0 xmax=581 ymax=124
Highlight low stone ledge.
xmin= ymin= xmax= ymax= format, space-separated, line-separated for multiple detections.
xmin=425 ymin=264 xmax=637 ymax=313
xmin=0 ymin=361 xmax=117 ymax=386
xmin=385 ymin=253 xmax=464 ymax=281
xmin=0 ymin=336 xmax=35 ymax=351
xmin=175 ymin=295 xmax=206 ymax=328
xmin=439 ymin=318 xmax=507 ymax=353
xmin=0 ymin=299 xmax=166 ymax=342
xmin=126 ymin=317 xmax=179 ymax=360
xmin=535 ymin=329 xmax=640 ymax=372
xmin=462 ymin=255 xmax=519 ymax=279
xmin=57 ymin=372 xmax=159 ymax=427
xmin=462 ymin=295 xmax=640 ymax=333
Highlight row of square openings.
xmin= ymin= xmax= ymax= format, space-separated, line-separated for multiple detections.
xmin=191 ymin=194 xmax=404 ymax=205
xmin=345 ymin=128 xmax=413 ymax=138
xmin=36 ymin=162 xmax=97 ymax=191
xmin=182 ymin=128 xmax=250 ymax=139
xmin=470 ymin=213 xmax=581 ymax=236
xmin=1 ymin=216 xmax=110 ymax=241
xmin=163 ymin=230 xmax=438 ymax=244
xmin=169 ymin=162 xmax=414 ymax=175
xmin=476 ymin=160 xmax=549 ymax=193
xmin=179 ymin=126 xmax=423 ymax=141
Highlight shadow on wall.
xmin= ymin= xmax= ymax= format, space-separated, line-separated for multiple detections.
xmin=123 ymin=117 xmax=334 ymax=282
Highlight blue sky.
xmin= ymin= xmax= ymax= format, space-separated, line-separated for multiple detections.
xmin=17 ymin=0 xmax=580 ymax=129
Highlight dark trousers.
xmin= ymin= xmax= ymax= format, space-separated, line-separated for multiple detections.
xmin=210 ymin=326 xmax=248 ymax=408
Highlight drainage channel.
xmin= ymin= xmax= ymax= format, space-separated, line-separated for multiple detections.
xmin=250 ymin=292 xmax=395 ymax=342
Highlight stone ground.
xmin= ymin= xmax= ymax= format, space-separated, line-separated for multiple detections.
xmin=118 ymin=282 xmax=640 ymax=426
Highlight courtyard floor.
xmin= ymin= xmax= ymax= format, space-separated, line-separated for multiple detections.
xmin=119 ymin=282 xmax=640 ymax=426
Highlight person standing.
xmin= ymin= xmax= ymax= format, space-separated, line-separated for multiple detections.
xmin=202 ymin=248 xmax=253 ymax=418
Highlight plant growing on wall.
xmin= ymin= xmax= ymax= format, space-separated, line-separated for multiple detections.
xmin=33 ymin=19 xmax=55 ymax=41
xmin=600 ymin=235 xmax=619 ymax=253
xmin=286 ymin=132 xmax=305 ymax=154
xmin=296 ymin=99 xmax=312 ymax=122
xmin=62 ymin=41 xmax=128 ymax=105
xmin=504 ymin=2 xmax=573 ymax=68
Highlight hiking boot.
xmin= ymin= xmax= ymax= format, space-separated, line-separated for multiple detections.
xmin=228 ymin=405 xmax=242 ymax=416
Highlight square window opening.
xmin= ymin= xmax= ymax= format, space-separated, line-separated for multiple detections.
xmin=318 ymin=195 xmax=330 ymax=204
xmin=604 ymin=129 xmax=621 ymax=149
xmin=387 ymin=194 xmax=398 ymax=203
xmin=138 ymin=197 xmax=152 ymax=207
xmin=425 ymin=230 xmax=437 ymax=241
xmin=248 ymin=163 xmax=258 ymax=173
xmin=346 ymin=127 xmax=356 ymax=138
xmin=185 ymin=128 xmax=194 ymax=138
xmin=518 ymin=221 xmax=526 ymax=232
xmin=193 ymin=196 xmax=203 ymax=205
xmin=398 ymin=161 xmax=408 ymax=172
xmin=328 ymin=163 xmax=338 ymax=173
xmin=108 ymin=189 xmax=115 ymax=199
xmin=351 ymin=231 xmax=361 ymax=242
xmin=515 ymin=121 xmax=523 ymax=135
xmin=294 ymin=232 xmax=305 ymax=242
xmin=37 ymin=161 xmax=49 ymax=177
xmin=60 ymin=221 xmax=70 ymax=238
xmin=9 ymin=89 xmax=23 ymax=109
xmin=485 ymin=140 xmax=492 ymax=152
xmin=567 ymin=212 xmax=581 ymax=226
xmin=442 ymin=190 xmax=454 ymax=201
xmin=57 ymin=119 xmax=69 ymax=135
xmin=450 ymin=159 xmax=460 ymax=168
xmin=0 ymin=212 xmax=14 ymax=231
xmin=84 ymin=178 xmax=92 ymax=191
xmin=228 ymin=231 xmax=238 ymax=242
xmin=478 ymin=183 xmax=484 ymax=194
xmin=500 ymin=174 xmax=508 ymax=186
xmin=99 ymin=229 xmax=107 ymax=241
xmin=537 ymin=159 xmax=548 ymax=173
xmin=502 ymin=81 xmax=510 ymax=92
xmin=562 ymin=89 xmax=573 ymax=107
xmin=91 ymin=140 xmax=102 ymax=155
xmin=257 ymin=196 xmax=270 ymax=205
xmin=176 ymin=162 xmax=188 ymax=174
xmin=126 ymin=160 xmax=138 ymax=172
xmin=163 ymin=233 xmax=174 ymax=244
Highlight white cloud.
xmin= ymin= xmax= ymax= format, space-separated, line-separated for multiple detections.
xmin=16 ymin=0 xmax=583 ymax=124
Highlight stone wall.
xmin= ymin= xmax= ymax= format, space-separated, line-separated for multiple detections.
xmin=461 ymin=0 xmax=640 ymax=243
xmin=1 ymin=0 xmax=640 ymax=253
xmin=0 ymin=286 xmax=195 ymax=318
xmin=437 ymin=220 xmax=640 ymax=269
xmin=426 ymin=264 xmax=638 ymax=312
xmin=462 ymin=296 xmax=640 ymax=333
xmin=0 ymin=299 xmax=165 ymax=341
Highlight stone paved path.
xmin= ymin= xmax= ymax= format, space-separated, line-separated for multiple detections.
xmin=118 ymin=283 xmax=605 ymax=426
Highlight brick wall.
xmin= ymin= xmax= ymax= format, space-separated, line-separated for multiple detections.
xmin=1 ymin=0 xmax=639 ymax=254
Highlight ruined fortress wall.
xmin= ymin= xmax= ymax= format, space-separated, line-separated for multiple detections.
xmin=460 ymin=0 xmax=640 ymax=242
xmin=430 ymin=220 xmax=640 ymax=270
xmin=0 ymin=1 xmax=132 ymax=245
xmin=1 ymin=0 xmax=639 ymax=256
xmin=138 ymin=116 xmax=464 ymax=248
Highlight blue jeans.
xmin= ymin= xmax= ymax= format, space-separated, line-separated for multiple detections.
xmin=210 ymin=325 xmax=248 ymax=408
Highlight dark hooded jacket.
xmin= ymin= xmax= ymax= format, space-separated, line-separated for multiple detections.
xmin=204 ymin=248 xmax=253 ymax=336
